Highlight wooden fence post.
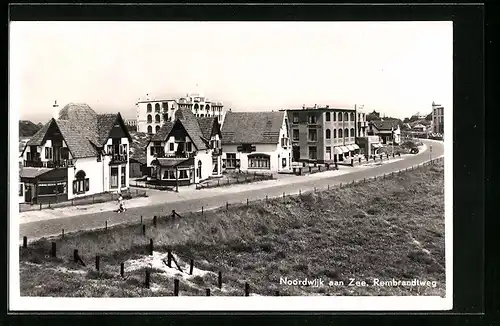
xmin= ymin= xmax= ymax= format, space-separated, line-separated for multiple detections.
xmin=96 ymin=255 xmax=100 ymax=271
xmin=153 ymin=216 xmax=157 ymax=228
xmin=174 ymin=279 xmax=180 ymax=296
xmin=120 ymin=262 xmax=125 ymax=278
xmin=247 ymin=198 xmax=249 ymax=207
xmin=189 ymin=259 xmax=194 ymax=275
xmin=226 ymin=202 xmax=228 ymax=212
xmin=283 ymin=192 xmax=285 ymax=199
xmin=39 ymin=203 xmax=42 ymax=210
xmin=218 ymin=271 xmax=222 ymax=289
xmin=201 ymin=206 xmax=204 ymax=216
xmin=140 ymin=215 xmax=143 ymax=224
xmin=22 ymin=236 xmax=27 ymax=248
xmin=61 ymin=229 xmax=64 ymax=239
xmin=105 ymin=221 xmax=108 ymax=231
xmin=167 ymin=250 xmax=172 ymax=267
xmin=149 ymin=239 xmax=154 ymax=256
xmin=51 ymin=242 xmax=57 ymax=257
xmin=245 ymin=282 xmax=250 ymax=296
xmin=206 ymin=289 xmax=211 ymax=296
xmin=73 ymin=249 xmax=79 ymax=263
xmin=145 ymin=270 xmax=150 ymax=288
xmin=142 ymin=224 xmax=146 ymax=236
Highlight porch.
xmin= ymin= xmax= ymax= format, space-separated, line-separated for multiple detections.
xmin=20 ymin=167 xmax=68 ymax=204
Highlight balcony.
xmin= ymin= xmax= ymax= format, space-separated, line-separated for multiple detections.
xmin=110 ymin=153 xmax=128 ymax=164
xmin=154 ymin=152 xmax=195 ymax=159
xmin=24 ymin=159 xmax=74 ymax=168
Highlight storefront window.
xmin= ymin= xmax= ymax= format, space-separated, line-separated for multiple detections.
xmin=248 ymin=154 xmax=270 ymax=169
xmin=226 ymin=153 xmax=237 ymax=168
xmin=179 ymin=169 xmax=189 ymax=179
xmin=110 ymin=167 xmax=118 ymax=188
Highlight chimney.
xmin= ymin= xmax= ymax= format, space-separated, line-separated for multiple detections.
xmin=314 ymin=104 xmax=317 ymax=109
xmin=302 ymin=104 xmax=305 ymax=109
xmin=326 ymin=105 xmax=329 ymax=109
xmin=52 ymin=100 xmax=59 ymax=120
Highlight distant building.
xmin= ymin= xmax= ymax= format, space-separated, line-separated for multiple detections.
xmin=20 ymin=102 xmax=131 ymax=204
xmin=432 ymin=102 xmax=444 ymax=134
xmin=136 ymin=92 xmax=225 ymax=135
xmin=285 ymin=105 xmax=366 ymax=163
xmin=412 ymin=123 xmax=427 ymax=132
xmin=221 ymin=111 xmax=291 ymax=173
xmin=145 ymin=107 xmax=223 ymax=186
xmin=367 ymin=119 xmax=401 ymax=145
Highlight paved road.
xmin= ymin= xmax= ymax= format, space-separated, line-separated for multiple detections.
xmin=19 ymin=140 xmax=444 ymax=241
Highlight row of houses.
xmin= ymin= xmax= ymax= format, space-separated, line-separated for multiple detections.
xmin=19 ymin=101 xmax=400 ymax=204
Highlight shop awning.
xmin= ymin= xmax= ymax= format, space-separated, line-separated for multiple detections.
xmin=20 ymin=167 xmax=54 ymax=179
xmin=346 ymin=145 xmax=355 ymax=151
xmin=372 ymin=143 xmax=382 ymax=149
xmin=352 ymin=144 xmax=360 ymax=150
xmin=153 ymin=157 xmax=194 ymax=168
xmin=340 ymin=146 xmax=350 ymax=153
xmin=333 ymin=147 xmax=343 ymax=155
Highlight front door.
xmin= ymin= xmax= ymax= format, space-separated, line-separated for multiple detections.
xmin=25 ymin=185 xmax=32 ymax=203
xmin=292 ymin=146 xmax=300 ymax=162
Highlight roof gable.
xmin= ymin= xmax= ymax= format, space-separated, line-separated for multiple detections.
xmin=221 ymin=111 xmax=284 ymax=144
xmin=97 ymin=113 xmax=132 ymax=146
xmin=370 ymin=120 xmax=399 ymax=131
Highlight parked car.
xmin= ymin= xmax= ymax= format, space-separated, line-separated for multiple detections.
xmin=410 ymin=147 xmax=419 ymax=154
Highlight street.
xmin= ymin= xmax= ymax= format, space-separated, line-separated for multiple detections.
xmin=19 ymin=139 xmax=444 ymax=241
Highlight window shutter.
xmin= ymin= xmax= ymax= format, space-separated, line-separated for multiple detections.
xmin=45 ymin=148 xmax=48 ymax=159
xmin=85 ymin=178 xmax=89 ymax=191
xmin=150 ymin=146 xmax=154 ymax=155
xmin=73 ymin=181 xmax=77 ymax=194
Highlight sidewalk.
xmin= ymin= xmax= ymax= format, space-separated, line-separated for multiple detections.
xmin=19 ymin=143 xmax=429 ymax=224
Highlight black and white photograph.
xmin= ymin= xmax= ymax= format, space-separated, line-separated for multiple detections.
xmin=9 ymin=20 xmax=453 ymax=311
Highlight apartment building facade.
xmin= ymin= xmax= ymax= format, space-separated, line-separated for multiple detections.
xmin=286 ymin=105 xmax=366 ymax=163
xmin=136 ymin=92 xmax=225 ymax=135
xmin=432 ymin=101 xmax=444 ymax=134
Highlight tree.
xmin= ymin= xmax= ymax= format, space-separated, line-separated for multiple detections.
xmin=19 ymin=120 xmax=43 ymax=137
xmin=366 ymin=110 xmax=380 ymax=121
xmin=403 ymin=117 xmax=410 ymax=123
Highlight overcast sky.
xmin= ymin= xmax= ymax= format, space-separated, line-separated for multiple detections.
xmin=10 ymin=21 xmax=452 ymax=122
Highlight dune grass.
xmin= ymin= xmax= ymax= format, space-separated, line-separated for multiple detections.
xmin=20 ymin=161 xmax=445 ymax=297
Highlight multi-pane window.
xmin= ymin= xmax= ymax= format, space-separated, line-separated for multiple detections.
xmin=155 ymin=114 xmax=161 ymax=123
xmin=350 ymin=112 xmax=355 ymax=121
xmin=147 ymin=126 xmax=152 ymax=134
xmin=155 ymin=103 xmax=160 ymax=112
xmin=44 ymin=147 xmax=53 ymax=160
xmin=121 ymin=166 xmax=126 ymax=188
xmin=344 ymin=112 xmax=349 ymax=121
xmin=326 ymin=146 xmax=332 ymax=160
xmin=308 ymin=115 xmax=317 ymax=124
xmin=308 ymin=146 xmax=317 ymax=160
xmin=350 ymin=128 xmax=355 ymax=137
xmin=326 ymin=112 xmax=331 ymax=121
xmin=226 ymin=153 xmax=237 ymax=168
xmin=339 ymin=129 xmax=343 ymax=138
xmin=186 ymin=142 xmax=193 ymax=152
xmin=292 ymin=129 xmax=299 ymax=141
xmin=248 ymin=154 xmax=270 ymax=169
xmin=326 ymin=129 xmax=331 ymax=139
xmin=169 ymin=143 xmax=175 ymax=151
xmin=344 ymin=128 xmax=349 ymax=138
xmin=179 ymin=170 xmax=189 ymax=179
xmin=147 ymin=115 xmax=152 ymax=123
xmin=147 ymin=103 xmax=152 ymax=112
xmin=338 ymin=113 xmax=343 ymax=121
xmin=110 ymin=167 xmax=118 ymax=188
xmin=292 ymin=113 xmax=299 ymax=123
xmin=308 ymin=129 xmax=317 ymax=141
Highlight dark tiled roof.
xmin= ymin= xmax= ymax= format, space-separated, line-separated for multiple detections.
xmin=197 ymin=117 xmax=217 ymax=140
xmin=96 ymin=114 xmax=118 ymax=145
xmin=26 ymin=120 xmax=51 ymax=146
xmin=174 ymin=108 xmax=208 ymax=150
xmin=19 ymin=138 xmax=30 ymax=154
xmin=370 ymin=120 xmax=399 ymax=131
xmin=26 ymin=103 xmax=129 ymax=159
xmin=129 ymin=131 xmax=150 ymax=164
xmin=151 ymin=121 xmax=175 ymax=142
xmin=20 ymin=167 xmax=54 ymax=179
xmin=221 ymin=111 xmax=284 ymax=144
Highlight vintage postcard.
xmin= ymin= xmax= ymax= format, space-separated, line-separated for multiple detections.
xmin=9 ymin=21 xmax=453 ymax=311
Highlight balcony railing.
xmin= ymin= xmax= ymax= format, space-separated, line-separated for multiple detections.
xmin=110 ymin=153 xmax=128 ymax=164
xmin=154 ymin=152 xmax=195 ymax=159
xmin=24 ymin=159 xmax=74 ymax=168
